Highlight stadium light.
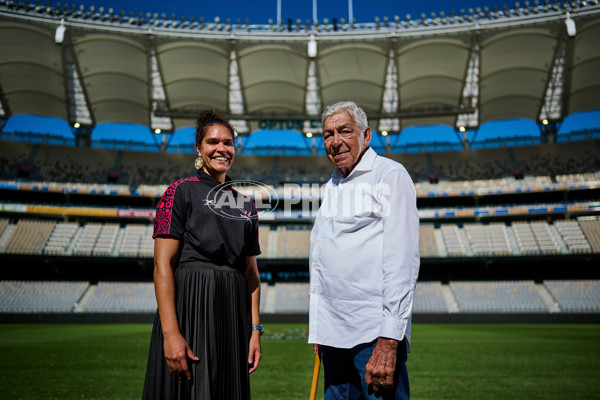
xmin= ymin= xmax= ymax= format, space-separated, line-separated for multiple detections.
xmin=308 ymin=34 xmax=317 ymax=58
xmin=55 ymin=19 xmax=66 ymax=44
xmin=154 ymin=128 xmax=161 ymax=134
xmin=73 ymin=122 xmax=80 ymax=128
xmin=565 ymin=12 xmax=576 ymax=37
xmin=306 ymin=132 xmax=313 ymax=138
xmin=542 ymin=119 xmax=549 ymax=125
xmin=381 ymin=130 xmax=388 ymax=136
xmin=459 ymin=126 xmax=466 ymax=132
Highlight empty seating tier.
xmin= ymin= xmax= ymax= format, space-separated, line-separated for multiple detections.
xmin=0 ymin=280 xmax=89 ymax=313
xmin=4 ymin=220 xmax=55 ymax=255
xmin=545 ymin=280 xmax=600 ymax=313
xmin=464 ymin=223 xmax=511 ymax=256
xmin=82 ymin=282 xmax=157 ymax=312
xmin=419 ymin=224 xmax=439 ymax=257
xmin=413 ymin=282 xmax=448 ymax=313
xmin=578 ymin=217 xmax=600 ymax=253
xmin=554 ymin=220 xmax=592 ymax=254
xmin=44 ymin=222 xmax=79 ymax=256
xmin=450 ymin=281 xmax=548 ymax=313
xmin=118 ymin=224 xmax=153 ymax=258
xmin=275 ymin=225 xmax=311 ymax=259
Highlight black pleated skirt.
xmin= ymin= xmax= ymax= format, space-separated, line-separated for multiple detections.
xmin=142 ymin=261 xmax=251 ymax=400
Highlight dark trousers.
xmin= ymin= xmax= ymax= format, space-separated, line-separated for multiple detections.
xmin=322 ymin=339 xmax=409 ymax=400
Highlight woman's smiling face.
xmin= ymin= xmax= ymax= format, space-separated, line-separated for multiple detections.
xmin=197 ymin=124 xmax=235 ymax=182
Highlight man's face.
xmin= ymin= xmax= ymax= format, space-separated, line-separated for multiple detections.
xmin=323 ymin=112 xmax=371 ymax=176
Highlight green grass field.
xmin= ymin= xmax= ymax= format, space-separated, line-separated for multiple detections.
xmin=0 ymin=323 xmax=598 ymax=399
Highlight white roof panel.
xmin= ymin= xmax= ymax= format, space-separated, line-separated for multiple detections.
xmin=237 ymin=43 xmax=308 ymax=113
xmin=0 ymin=21 xmax=67 ymax=119
xmin=569 ymin=19 xmax=600 ymax=114
xmin=479 ymin=26 xmax=559 ymax=123
xmin=396 ymin=37 xmax=471 ymax=128
xmin=157 ymin=40 xmax=230 ymax=113
xmin=318 ymin=41 xmax=389 ymax=113
xmin=71 ymin=32 xmax=150 ymax=125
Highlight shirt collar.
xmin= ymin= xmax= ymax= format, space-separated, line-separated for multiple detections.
xmin=332 ymin=146 xmax=377 ymax=181
xmin=196 ymin=168 xmax=232 ymax=187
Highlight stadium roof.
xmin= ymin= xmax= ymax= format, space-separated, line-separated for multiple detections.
xmin=0 ymin=1 xmax=599 ymax=135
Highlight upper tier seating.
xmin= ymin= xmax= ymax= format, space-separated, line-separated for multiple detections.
xmin=4 ymin=219 xmax=55 ymax=255
xmin=277 ymin=156 xmax=332 ymax=182
xmin=554 ymin=220 xmax=592 ymax=254
xmin=33 ymin=145 xmax=117 ymax=183
xmin=44 ymin=222 xmax=78 ymax=256
xmin=0 ymin=218 xmax=9 ymax=237
xmin=578 ymin=216 xmax=600 ymax=253
xmin=72 ymin=223 xmax=120 ymax=257
xmin=1 ymin=140 xmax=599 ymax=185
xmin=512 ymin=221 xmax=560 ymax=255
xmin=257 ymin=225 xmax=272 ymax=258
xmin=464 ymin=222 xmax=512 ymax=256
xmin=512 ymin=142 xmax=600 ymax=176
xmin=555 ymin=171 xmax=600 ymax=183
xmin=120 ymin=151 xmax=191 ymax=187
xmin=275 ymin=225 xmax=311 ymax=259
xmin=0 ymin=141 xmax=32 ymax=178
xmin=419 ymin=224 xmax=439 ymax=257
xmin=440 ymin=224 xmax=466 ymax=256
xmin=429 ymin=148 xmax=512 ymax=181
xmin=1 ymin=218 xmax=600 ymax=259
xmin=119 ymin=224 xmax=153 ymax=258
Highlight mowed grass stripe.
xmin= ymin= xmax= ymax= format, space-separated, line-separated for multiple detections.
xmin=0 ymin=323 xmax=598 ymax=400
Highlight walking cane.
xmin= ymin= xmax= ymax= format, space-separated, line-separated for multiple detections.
xmin=309 ymin=346 xmax=322 ymax=400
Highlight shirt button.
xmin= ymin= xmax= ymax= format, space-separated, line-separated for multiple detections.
xmin=312 ymin=263 xmax=317 ymax=269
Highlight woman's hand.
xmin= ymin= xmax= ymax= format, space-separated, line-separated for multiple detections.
xmin=248 ymin=331 xmax=262 ymax=374
xmin=163 ymin=331 xmax=199 ymax=380
xmin=246 ymin=255 xmax=262 ymax=374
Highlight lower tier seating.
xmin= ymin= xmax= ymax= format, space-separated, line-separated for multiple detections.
xmin=1 ymin=280 xmax=598 ymax=314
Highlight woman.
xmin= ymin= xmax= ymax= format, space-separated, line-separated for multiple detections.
xmin=142 ymin=110 xmax=262 ymax=400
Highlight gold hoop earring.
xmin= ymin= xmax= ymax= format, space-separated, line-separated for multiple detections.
xmin=194 ymin=156 xmax=203 ymax=170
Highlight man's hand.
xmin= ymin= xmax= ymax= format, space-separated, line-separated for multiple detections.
xmin=364 ymin=337 xmax=398 ymax=392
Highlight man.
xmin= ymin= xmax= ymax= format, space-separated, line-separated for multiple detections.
xmin=309 ymin=101 xmax=420 ymax=400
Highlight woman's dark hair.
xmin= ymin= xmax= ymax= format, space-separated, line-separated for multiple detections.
xmin=195 ymin=110 xmax=235 ymax=147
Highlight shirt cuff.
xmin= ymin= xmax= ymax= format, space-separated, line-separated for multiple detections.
xmin=379 ymin=316 xmax=408 ymax=342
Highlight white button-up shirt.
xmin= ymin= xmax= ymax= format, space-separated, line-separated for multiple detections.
xmin=308 ymin=147 xmax=420 ymax=351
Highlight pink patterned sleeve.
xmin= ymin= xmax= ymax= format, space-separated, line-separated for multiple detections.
xmin=153 ymin=176 xmax=198 ymax=239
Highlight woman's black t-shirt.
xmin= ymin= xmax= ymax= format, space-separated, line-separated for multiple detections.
xmin=153 ymin=169 xmax=261 ymax=270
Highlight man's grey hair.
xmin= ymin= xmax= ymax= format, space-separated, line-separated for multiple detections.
xmin=321 ymin=101 xmax=369 ymax=133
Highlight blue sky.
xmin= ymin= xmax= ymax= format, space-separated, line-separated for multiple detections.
xmin=49 ymin=0 xmax=516 ymax=25
xmin=2 ymin=0 xmax=599 ymax=147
